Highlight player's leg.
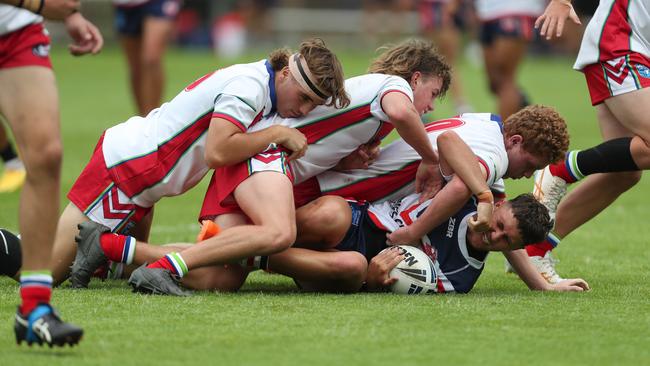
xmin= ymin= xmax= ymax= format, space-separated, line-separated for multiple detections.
xmin=119 ymin=36 xmax=145 ymax=115
xmin=294 ymin=195 xmax=352 ymax=249
xmin=603 ymin=87 xmax=650 ymax=168
xmin=270 ymin=248 xmax=367 ymax=293
xmin=489 ymin=36 xmax=528 ymax=120
xmin=0 ymin=66 xmax=82 ymax=345
xmin=0 ymin=122 xmax=26 ymax=193
xmin=50 ymin=203 xmax=92 ymax=285
xmin=138 ymin=19 xmax=171 ymax=115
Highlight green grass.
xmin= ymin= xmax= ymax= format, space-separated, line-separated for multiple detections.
xmin=1 ymin=45 xmax=650 ymax=365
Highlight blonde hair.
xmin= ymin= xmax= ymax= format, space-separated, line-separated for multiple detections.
xmin=503 ymin=105 xmax=570 ymax=163
xmin=268 ymin=39 xmax=349 ymax=108
xmin=368 ymin=38 xmax=451 ymax=97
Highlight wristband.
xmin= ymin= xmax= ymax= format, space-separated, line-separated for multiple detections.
xmin=476 ymin=190 xmax=494 ymax=204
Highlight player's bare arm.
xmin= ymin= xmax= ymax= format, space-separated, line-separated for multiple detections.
xmin=204 ymin=119 xmax=307 ymax=168
xmin=387 ymin=175 xmax=471 ymax=246
xmin=503 ymin=249 xmax=589 ymax=291
xmin=380 ymin=91 xmax=441 ymax=193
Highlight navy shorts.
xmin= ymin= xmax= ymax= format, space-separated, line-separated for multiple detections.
xmin=114 ymin=0 xmax=182 ymax=36
xmin=479 ymin=15 xmax=536 ymax=46
xmin=335 ymin=201 xmax=388 ymax=262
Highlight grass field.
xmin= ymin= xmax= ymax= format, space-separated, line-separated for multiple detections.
xmin=1 ymin=44 xmax=650 ymax=365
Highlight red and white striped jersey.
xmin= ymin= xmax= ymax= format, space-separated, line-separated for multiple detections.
xmin=252 ymin=73 xmax=413 ymax=184
xmin=0 ymin=5 xmax=41 ymax=35
xmin=474 ymin=0 xmax=545 ymax=21
xmin=101 ymin=60 xmax=276 ymax=207
xmin=317 ymin=113 xmax=507 ymax=203
xmin=574 ymin=0 xmax=650 ymax=70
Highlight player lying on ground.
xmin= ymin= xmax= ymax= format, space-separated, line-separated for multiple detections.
xmin=45 ymin=39 xmax=347 ymax=286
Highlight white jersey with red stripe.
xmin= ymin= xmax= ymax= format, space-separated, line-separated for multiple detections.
xmin=474 ymin=0 xmax=545 ymax=21
xmin=251 ymin=73 xmax=413 ymax=184
xmin=317 ymin=113 xmax=507 ymax=203
xmin=101 ymin=60 xmax=276 ymax=207
xmin=574 ymin=0 xmax=650 ymax=70
xmin=369 ymin=194 xmax=486 ymax=293
xmin=0 ymin=5 xmax=42 ymax=35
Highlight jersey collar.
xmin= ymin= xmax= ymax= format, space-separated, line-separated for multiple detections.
xmin=265 ymin=60 xmax=277 ymax=116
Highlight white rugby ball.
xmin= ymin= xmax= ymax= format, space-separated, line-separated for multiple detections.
xmin=388 ymin=245 xmax=437 ymax=295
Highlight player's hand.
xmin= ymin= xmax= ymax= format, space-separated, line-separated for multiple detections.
xmin=65 ymin=12 xmax=103 ymax=56
xmin=366 ymin=246 xmax=404 ymax=291
xmin=535 ymin=0 xmax=581 ymax=40
xmin=38 ymin=0 xmax=80 ymax=20
xmin=276 ymin=126 xmax=308 ymax=161
xmin=549 ymin=278 xmax=590 ymax=292
xmin=386 ymin=226 xmax=418 ymax=246
xmin=415 ymin=160 xmax=444 ymax=203
xmin=334 ymin=139 xmax=381 ymax=171
xmin=467 ymin=202 xmax=493 ymax=233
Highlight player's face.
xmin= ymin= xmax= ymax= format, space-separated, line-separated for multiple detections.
xmin=410 ymin=74 xmax=443 ymax=116
xmin=469 ymin=204 xmax=523 ymax=252
xmin=275 ymin=68 xmax=322 ymax=118
xmin=504 ymin=136 xmax=547 ymax=179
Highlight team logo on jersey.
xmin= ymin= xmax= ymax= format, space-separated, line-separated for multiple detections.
xmin=446 ymin=217 xmax=456 ymax=238
xmin=635 ymin=64 xmax=650 ymax=78
xmin=32 ymin=44 xmax=50 ymax=58
xmin=603 ymin=57 xmax=630 ymax=85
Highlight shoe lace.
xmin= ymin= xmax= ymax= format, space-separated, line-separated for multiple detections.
xmin=543 ymin=178 xmax=567 ymax=214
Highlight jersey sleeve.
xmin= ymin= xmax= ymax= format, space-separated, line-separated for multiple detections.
xmin=212 ymin=76 xmax=266 ymax=132
xmin=369 ymin=76 xmax=414 ymax=122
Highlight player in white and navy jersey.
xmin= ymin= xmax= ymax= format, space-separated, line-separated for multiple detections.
xmin=0 ymin=0 xmax=103 ymax=348
xmin=519 ymin=0 xmax=650 ymax=283
xmin=475 ymin=0 xmax=545 ymax=119
xmin=51 ymin=40 xmax=347 ymax=290
xmin=235 ymin=193 xmax=588 ymax=294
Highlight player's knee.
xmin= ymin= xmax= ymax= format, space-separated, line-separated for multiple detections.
xmin=141 ymin=54 xmax=163 ymax=71
xmin=315 ymin=198 xmax=351 ymax=235
xmin=24 ymin=140 xmax=62 ymax=177
xmin=330 ymin=252 xmax=367 ymax=279
xmin=266 ymin=223 xmax=297 ymax=252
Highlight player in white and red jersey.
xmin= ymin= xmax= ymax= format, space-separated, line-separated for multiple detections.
xmin=112 ymin=0 xmax=182 ymax=116
xmin=475 ymin=0 xmax=545 ymax=119
xmin=0 ymin=0 xmax=102 ymax=348
xmin=51 ymin=39 xmax=347 ymax=290
xmin=513 ymin=0 xmax=650 ymax=283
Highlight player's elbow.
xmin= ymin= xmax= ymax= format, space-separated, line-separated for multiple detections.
xmin=448 ymin=176 xmax=472 ymax=198
xmin=204 ymin=150 xmax=230 ymax=168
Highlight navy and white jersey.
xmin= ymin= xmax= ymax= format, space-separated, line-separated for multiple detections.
xmin=422 ymin=200 xmax=487 ymax=293
xmin=369 ymin=195 xmax=487 ymax=293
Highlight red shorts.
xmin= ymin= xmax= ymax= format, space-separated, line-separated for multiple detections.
xmin=198 ymin=147 xmax=293 ymax=221
xmin=67 ymin=134 xmax=151 ymax=234
xmin=0 ymin=23 xmax=52 ymax=69
xmin=582 ymin=52 xmax=650 ymax=105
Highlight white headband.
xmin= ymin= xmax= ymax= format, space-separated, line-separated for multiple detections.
xmin=288 ymin=53 xmax=328 ymax=103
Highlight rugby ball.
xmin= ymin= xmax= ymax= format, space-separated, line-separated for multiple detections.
xmin=389 ymin=245 xmax=437 ymax=295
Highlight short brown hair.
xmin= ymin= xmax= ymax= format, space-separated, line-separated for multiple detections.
xmin=503 ymin=105 xmax=570 ymax=163
xmin=268 ymin=39 xmax=349 ymax=108
xmin=368 ymin=38 xmax=451 ymax=97
xmin=508 ymin=193 xmax=553 ymax=247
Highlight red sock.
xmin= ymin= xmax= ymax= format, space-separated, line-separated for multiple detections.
xmin=100 ymin=233 xmax=135 ymax=264
xmin=147 ymin=256 xmax=175 ymax=272
xmin=549 ymin=161 xmax=577 ymax=183
xmin=19 ymin=272 xmax=53 ymax=316
xmin=525 ymin=240 xmax=554 ymax=258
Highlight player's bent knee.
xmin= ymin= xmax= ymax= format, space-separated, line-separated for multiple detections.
xmin=266 ymin=226 xmax=297 ymax=253
xmin=614 ymin=171 xmax=642 ymax=189
xmin=330 ymin=252 xmax=367 ymax=281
